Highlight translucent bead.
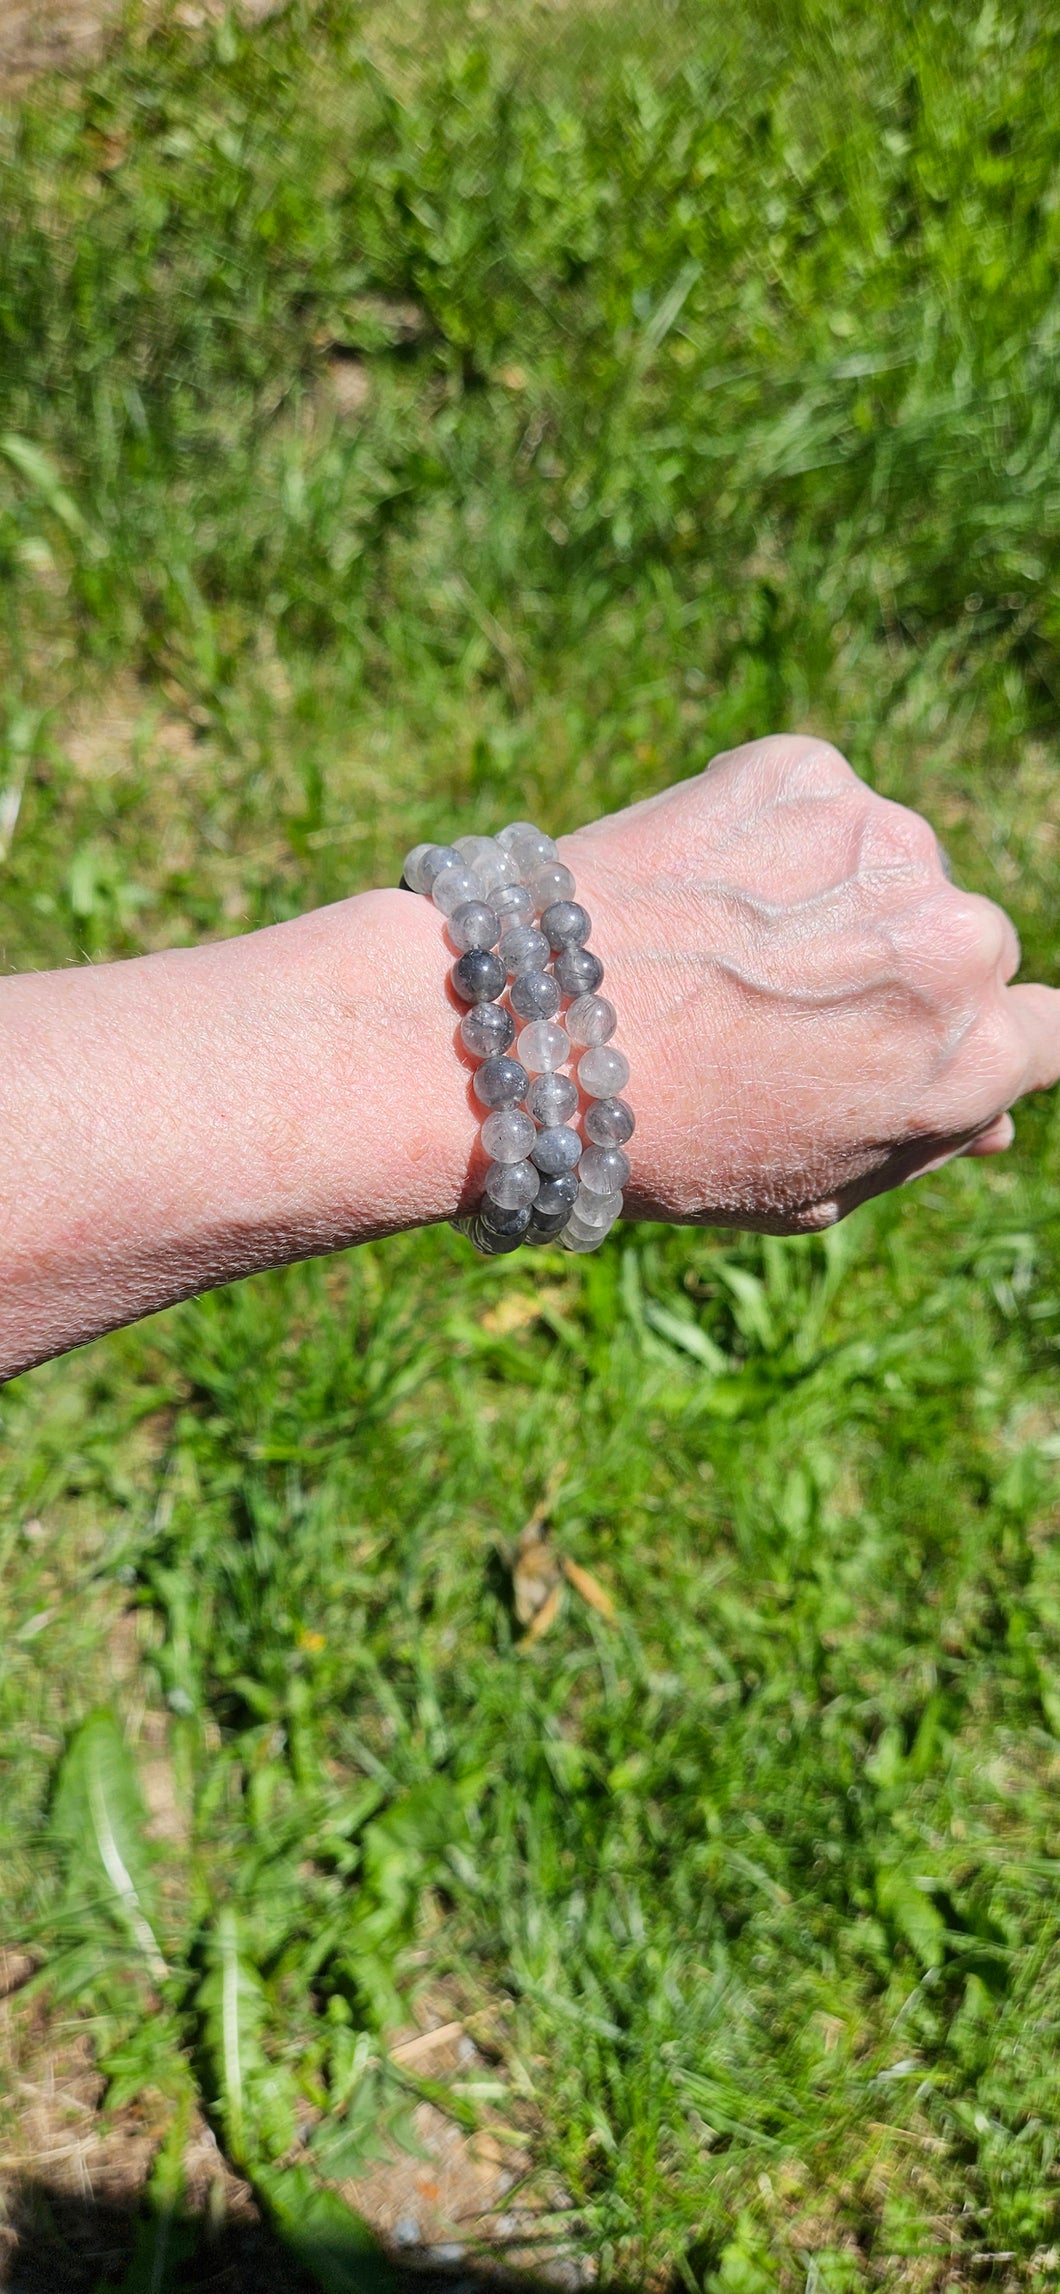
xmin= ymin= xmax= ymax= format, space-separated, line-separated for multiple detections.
xmin=498 ymin=925 xmax=550 ymax=975
xmin=563 ymin=1227 xmax=606 ymax=1253
xmin=555 ymin=946 xmax=604 ymax=996
xmin=535 ymin=1170 xmax=580 ymax=1218
xmin=578 ymin=1045 xmax=630 ymax=1097
xmin=471 ymin=1219 xmax=524 ymax=1256
xmin=449 ymin=900 xmax=501 ymax=953
xmin=529 ymin=862 xmax=576 ymax=911
xmin=526 ymin=1072 xmax=578 ymax=1126
xmin=497 ymin=819 xmax=549 ymax=853
xmin=477 ymin=844 xmax=518 ymax=893
xmin=568 ymin=1187 xmax=623 ymax=1228
xmin=473 ymin=1054 xmax=529 ymax=1108
xmin=432 ymin=864 xmax=484 ymax=915
xmin=498 ymin=823 xmax=557 ymax=873
xmin=530 ymin=1124 xmax=582 ymax=1175
xmin=517 ymin=1021 xmax=571 ymax=1073
xmin=540 ymin=900 xmax=591 ymax=951
xmin=460 ymin=1003 xmax=514 ymax=1058
xmin=419 ymin=843 xmax=462 ymax=890
xmin=481 ymin=1108 xmax=536 ymax=1163
xmin=510 ymin=969 xmax=562 ymax=1021
xmin=402 ymin=842 xmax=436 ymax=893
xmin=484 ymin=1158 xmax=540 ymax=1208
xmin=491 ymin=881 xmax=534 ymax=925
xmin=579 ymin=1143 xmax=631 ymax=1194
xmin=524 ymin=1211 xmax=570 ymax=1246
xmin=478 ymin=1197 xmax=533 ymax=1237
xmin=451 ymin=949 xmax=506 ymax=1004
xmin=566 ymin=993 xmax=616 ymax=1047
xmin=454 ymin=834 xmax=504 ymax=876
xmin=584 ymin=1096 xmax=635 ymax=1146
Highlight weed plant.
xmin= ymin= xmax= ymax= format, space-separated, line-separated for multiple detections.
xmin=1 ymin=2 xmax=1060 ymax=2287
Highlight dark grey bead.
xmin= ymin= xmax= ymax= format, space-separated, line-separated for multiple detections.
xmin=526 ymin=1071 xmax=578 ymax=1126
xmin=530 ymin=1124 xmax=582 ymax=1175
xmin=499 ymin=925 xmax=550 ymax=976
xmin=472 ymin=1217 xmax=524 ymax=1255
xmin=460 ymin=1002 xmax=514 ymax=1058
xmin=509 ymin=969 xmax=562 ymax=1021
xmin=479 ymin=1198 xmax=533 ymax=1237
xmin=473 ymin=1055 xmax=529 ymax=1109
xmin=420 ymin=843 xmax=463 ymax=889
xmin=449 ymin=900 xmax=501 ymax=952
xmin=555 ymin=945 xmax=604 ymax=996
xmin=534 ymin=1170 xmax=579 ymax=1217
xmin=584 ymin=1097 xmax=635 ymax=1146
xmin=524 ymin=1210 xmax=570 ymax=1245
xmin=452 ymin=950 xmax=507 ymax=1004
xmin=541 ymin=900 xmax=591 ymax=951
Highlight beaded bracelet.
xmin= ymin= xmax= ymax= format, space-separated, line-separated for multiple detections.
xmin=400 ymin=823 xmax=634 ymax=1257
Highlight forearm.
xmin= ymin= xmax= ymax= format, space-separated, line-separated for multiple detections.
xmin=0 ymin=889 xmax=476 ymax=1380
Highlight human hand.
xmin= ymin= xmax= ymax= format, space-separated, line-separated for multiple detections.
xmin=562 ymin=735 xmax=1060 ymax=1232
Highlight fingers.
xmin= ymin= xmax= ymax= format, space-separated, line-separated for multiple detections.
xmin=1005 ymin=982 xmax=1060 ymax=1095
xmin=958 ymin=1110 xmax=1015 ymax=1157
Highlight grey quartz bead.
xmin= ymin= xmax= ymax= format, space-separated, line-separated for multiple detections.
xmin=484 ymin=1158 xmax=540 ymax=1208
xmin=517 ymin=1021 xmax=571 ymax=1073
xmin=540 ymin=900 xmax=591 ymax=951
xmin=481 ymin=1108 xmax=536 ymax=1163
xmin=568 ymin=1186 xmax=623 ymax=1228
xmin=584 ymin=1096 xmax=635 ymax=1146
xmin=524 ymin=1209 xmax=570 ymax=1245
xmin=402 ymin=842 xmax=437 ymax=893
xmin=449 ymin=899 xmax=501 ymax=952
xmin=460 ymin=1002 xmax=515 ymax=1058
xmin=454 ymin=834 xmax=504 ymax=876
xmin=432 ymin=863 xmax=484 ymax=915
xmin=566 ymin=992 xmax=616 ymax=1047
xmin=498 ymin=924 xmax=550 ymax=975
xmin=526 ymin=1071 xmax=578 ymax=1126
xmin=554 ymin=945 xmax=604 ymax=996
xmin=478 ymin=1196 xmax=533 ymax=1237
xmin=491 ymin=881 xmax=535 ymax=925
xmin=510 ymin=969 xmax=562 ymax=1021
xmin=530 ymin=1124 xmax=582 ymax=1175
xmin=579 ymin=1143 xmax=631 ymax=1194
xmin=577 ymin=1044 xmax=630 ymax=1096
xmin=419 ymin=843 xmax=463 ymax=890
xmin=534 ymin=1169 xmax=580 ymax=1217
xmin=473 ymin=1054 xmax=529 ymax=1108
xmin=529 ymin=861 xmax=576 ymax=911
xmin=498 ymin=822 xmax=556 ymax=871
xmin=451 ymin=949 xmax=507 ymax=1004
xmin=471 ymin=1218 xmax=524 ymax=1256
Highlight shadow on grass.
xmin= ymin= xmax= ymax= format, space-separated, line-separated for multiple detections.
xmin=3 ymin=2175 xmax=626 ymax=2294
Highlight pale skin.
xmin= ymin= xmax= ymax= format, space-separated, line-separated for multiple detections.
xmin=2 ymin=734 xmax=1058 ymax=1384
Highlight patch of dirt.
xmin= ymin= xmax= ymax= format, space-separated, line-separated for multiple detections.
xmin=0 ymin=0 xmax=283 ymax=92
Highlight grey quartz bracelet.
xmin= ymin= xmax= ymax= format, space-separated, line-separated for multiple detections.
xmin=400 ymin=823 xmax=634 ymax=1256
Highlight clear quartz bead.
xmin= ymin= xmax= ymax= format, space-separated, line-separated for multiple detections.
xmin=568 ymin=1187 xmax=623 ymax=1228
xmin=526 ymin=1072 xmax=578 ymax=1126
xmin=449 ymin=900 xmax=501 ymax=952
xmin=481 ymin=1108 xmax=536 ymax=1163
xmin=454 ymin=834 xmax=504 ymax=875
xmin=402 ymin=842 xmax=436 ymax=893
xmin=477 ymin=844 xmax=518 ymax=893
xmin=497 ymin=819 xmax=548 ymax=853
xmin=491 ymin=881 xmax=534 ymax=925
xmin=499 ymin=824 xmax=557 ymax=873
xmin=579 ymin=1143 xmax=631 ymax=1194
xmin=484 ymin=1158 xmax=540 ymax=1208
xmin=555 ymin=945 xmax=604 ymax=996
xmin=473 ymin=1054 xmax=530 ymax=1108
xmin=460 ymin=1003 xmax=514 ymax=1058
xmin=577 ymin=1044 xmax=630 ymax=1097
xmin=540 ymin=900 xmax=590 ymax=950
xmin=498 ymin=925 xmax=550 ymax=975
xmin=530 ymin=1124 xmax=582 ymax=1175
xmin=510 ymin=969 xmax=562 ymax=1021
xmin=563 ymin=1227 xmax=607 ymax=1253
xmin=566 ymin=993 xmax=617 ymax=1047
xmin=584 ymin=1096 xmax=635 ymax=1146
xmin=432 ymin=864 xmax=484 ymax=915
xmin=517 ymin=1021 xmax=571 ymax=1073
xmin=528 ymin=861 xmax=576 ymax=911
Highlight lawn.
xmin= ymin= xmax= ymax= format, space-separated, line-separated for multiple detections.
xmin=2 ymin=1 xmax=1060 ymax=2287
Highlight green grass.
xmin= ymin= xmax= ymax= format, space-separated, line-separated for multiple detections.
xmin=2 ymin=0 xmax=1060 ymax=2285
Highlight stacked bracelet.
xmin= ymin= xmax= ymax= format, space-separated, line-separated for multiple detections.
xmin=400 ymin=824 xmax=634 ymax=1257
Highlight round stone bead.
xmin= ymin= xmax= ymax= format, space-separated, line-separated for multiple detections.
xmin=524 ymin=1210 xmax=570 ymax=1246
xmin=566 ymin=993 xmax=616 ymax=1047
xmin=579 ymin=1143 xmax=631 ymax=1195
xmin=540 ymin=900 xmax=591 ymax=951
xmin=477 ymin=844 xmax=518 ymax=893
xmin=510 ymin=969 xmax=562 ymax=1021
xmin=432 ymin=863 xmax=484 ymax=916
xmin=478 ymin=1197 xmax=533 ymax=1237
xmin=498 ymin=925 xmax=550 ymax=975
xmin=564 ymin=1227 xmax=608 ymax=1253
xmin=584 ymin=1096 xmax=635 ymax=1146
xmin=568 ymin=1187 xmax=623 ymax=1228
xmin=449 ymin=899 xmax=501 ymax=953
xmin=472 ymin=1219 xmax=524 ymax=1256
xmin=481 ymin=1108 xmax=536 ymax=1163
xmin=419 ymin=843 xmax=463 ymax=890
xmin=451 ymin=949 xmax=506 ymax=1004
xmin=517 ymin=1021 xmax=571 ymax=1073
xmin=454 ymin=834 xmax=503 ymax=876
xmin=460 ymin=1002 xmax=515 ymax=1058
xmin=484 ymin=1158 xmax=540 ymax=1209
xmin=499 ymin=823 xmax=557 ymax=873
xmin=530 ymin=1124 xmax=582 ymax=1175
xmin=535 ymin=1170 xmax=580 ymax=1218
xmin=577 ymin=1044 xmax=630 ymax=1097
xmin=498 ymin=818 xmax=549 ymax=853
xmin=555 ymin=945 xmax=604 ymax=996
xmin=526 ymin=1071 xmax=578 ymax=1126
xmin=402 ymin=842 xmax=438 ymax=893
xmin=529 ymin=862 xmax=576 ymax=911
xmin=491 ymin=881 xmax=535 ymax=926
xmin=473 ymin=1054 xmax=529 ymax=1109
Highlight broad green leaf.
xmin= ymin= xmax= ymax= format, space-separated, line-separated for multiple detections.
xmin=50 ymin=1711 xmax=167 ymax=1981
xmin=0 ymin=430 xmax=87 ymax=535
xmin=254 ymin=2164 xmax=399 ymax=2294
